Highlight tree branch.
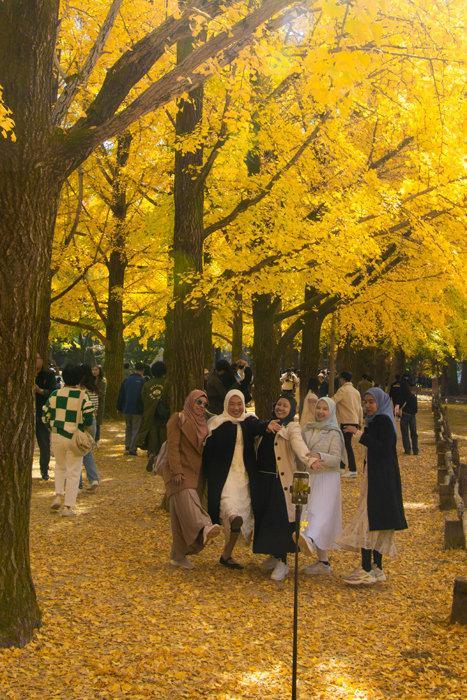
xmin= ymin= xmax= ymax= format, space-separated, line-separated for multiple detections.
xmin=51 ymin=317 xmax=109 ymax=348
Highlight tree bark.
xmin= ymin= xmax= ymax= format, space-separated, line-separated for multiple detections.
xmin=299 ymin=288 xmax=326 ymax=406
xmin=231 ymin=290 xmax=243 ymax=362
xmin=0 ymin=0 xmax=62 ymax=648
xmin=165 ymin=34 xmax=206 ymax=411
xmin=252 ymin=294 xmax=281 ymax=418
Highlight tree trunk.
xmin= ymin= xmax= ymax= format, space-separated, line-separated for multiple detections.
xmin=252 ymin=294 xmax=281 ymax=418
xmin=328 ymin=312 xmax=337 ymax=397
xmin=299 ymin=290 xmax=325 ymax=406
xmin=460 ymin=361 xmax=467 ymax=395
xmin=166 ymin=34 xmax=205 ymax=411
xmin=231 ymin=290 xmax=243 ymax=362
xmin=0 ymin=0 xmax=62 ymax=648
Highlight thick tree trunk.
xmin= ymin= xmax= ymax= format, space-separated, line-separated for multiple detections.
xmin=328 ymin=312 xmax=337 ymax=397
xmin=0 ymin=0 xmax=62 ymax=648
xmin=231 ymin=290 xmax=243 ymax=362
xmin=166 ymin=35 xmax=205 ymax=411
xmin=252 ymin=294 xmax=281 ymax=418
xmin=460 ymin=361 xmax=467 ymax=395
xmin=299 ymin=293 xmax=325 ymax=407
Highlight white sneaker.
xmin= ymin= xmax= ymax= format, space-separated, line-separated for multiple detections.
xmin=303 ymin=561 xmax=331 ymax=576
xmin=341 ymin=471 xmax=357 ymax=478
xmin=298 ymin=533 xmax=315 ymax=556
xmin=260 ymin=556 xmax=280 ymax=571
xmin=170 ymin=556 xmax=195 ymax=570
xmin=271 ymin=561 xmax=289 ymax=582
xmin=203 ymin=524 xmax=221 ymax=545
xmin=50 ymin=495 xmax=63 ymax=511
xmin=372 ymin=565 xmax=387 ymax=582
xmin=60 ymin=506 xmax=76 ymax=518
xmin=343 ymin=568 xmax=375 ymax=585
xmin=85 ymin=481 xmax=99 ymax=492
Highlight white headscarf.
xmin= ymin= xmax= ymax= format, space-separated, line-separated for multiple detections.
xmin=207 ymin=389 xmax=255 ymax=431
xmin=302 ymin=396 xmax=348 ymax=466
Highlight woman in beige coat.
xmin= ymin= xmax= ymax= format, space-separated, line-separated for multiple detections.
xmin=253 ymin=395 xmax=314 ymax=582
xmin=162 ymin=390 xmax=221 ymax=569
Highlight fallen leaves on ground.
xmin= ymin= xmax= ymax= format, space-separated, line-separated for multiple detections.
xmin=0 ymin=405 xmax=466 ymax=699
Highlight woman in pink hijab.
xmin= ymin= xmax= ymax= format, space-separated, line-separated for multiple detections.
xmin=162 ymin=390 xmax=221 ymax=569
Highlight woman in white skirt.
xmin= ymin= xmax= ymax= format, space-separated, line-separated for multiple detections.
xmin=203 ymin=390 xmax=280 ymax=569
xmin=299 ymin=397 xmax=346 ymax=575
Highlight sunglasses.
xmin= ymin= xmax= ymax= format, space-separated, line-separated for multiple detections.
xmin=195 ymin=399 xmax=209 ymax=407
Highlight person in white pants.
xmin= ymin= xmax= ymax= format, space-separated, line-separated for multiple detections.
xmin=42 ymin=364 xmax=94 ymax=516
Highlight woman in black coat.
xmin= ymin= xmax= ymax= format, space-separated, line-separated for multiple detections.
xmin=202 ymin=389 xmax=280 ymax=569
xmin=337 ymin=387 xmax=407 ymax=585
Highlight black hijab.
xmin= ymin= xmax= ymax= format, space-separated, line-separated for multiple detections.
xmin=273 ymin=394 xmax=297 ymax=425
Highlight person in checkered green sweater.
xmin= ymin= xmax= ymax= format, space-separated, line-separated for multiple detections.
xmin=42 ymin=365 xmax=94 ymax=516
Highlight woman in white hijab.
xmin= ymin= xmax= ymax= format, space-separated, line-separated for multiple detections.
xmin=299 ymin=397 xmax=346 ymax=575
xmin=203 ymin=389 xmax=280 ymax=569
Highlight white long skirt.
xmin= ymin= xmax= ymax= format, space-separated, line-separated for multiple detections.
xmin=220 ymin=425 xmax=254 ymax=543
xmin=301 ymin=469 xmax=342 ymax=552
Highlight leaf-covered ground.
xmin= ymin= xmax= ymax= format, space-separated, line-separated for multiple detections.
xmin=1 ymin=402 xmax=466 ymax=699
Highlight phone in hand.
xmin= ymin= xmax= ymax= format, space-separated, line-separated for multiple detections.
xmin=291 ymin=471 xmax=310 ymax=505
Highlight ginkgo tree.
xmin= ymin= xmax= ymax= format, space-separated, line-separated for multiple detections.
xmin=0 ymin=0 xmax=306 ymax=648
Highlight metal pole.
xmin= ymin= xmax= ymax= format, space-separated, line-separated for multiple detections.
xmin=292 ymin=503 xmax=301 ymax=700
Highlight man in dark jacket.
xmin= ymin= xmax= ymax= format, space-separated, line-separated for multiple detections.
xmin=35 ymin=353 xmax=57 ymax=480
xmin=397 ymin=381 xmax=419 ymax=455
xmin=117 ymin=362 xmax=147 ymax=455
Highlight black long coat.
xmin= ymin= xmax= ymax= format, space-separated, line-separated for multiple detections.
xmin=360 ymin=415 xmax=408 ymax=531
xmin=202 ymin=416 xmax=268 ymax=524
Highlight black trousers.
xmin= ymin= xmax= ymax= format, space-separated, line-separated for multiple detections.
xmin=340 ymin=423 xmax=359 ymax=472
xmin=35 ymin=411 xmax=51 ymax=478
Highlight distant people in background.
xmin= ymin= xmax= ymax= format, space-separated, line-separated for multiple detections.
xmin=35 ymin=353 xmax=57 ymax=481
xmin=338 ymin=388 xmax=408 ymax=585
xmin=203 ymin=369 xmax=210 ymax=392
xmin=162 ymin=390 xmax=221 ymax=569
xmin=142 ymin=364 xmax=152 ymax=380
xmin=206 ymin=359 xmax=239 ymax=415
xmin=79 ymin=364 xmax=100 ymax=491
xmin=280 ymin=368 xmax=299 ymax=398
xmin=317 ymin=372 xmax=329 ymax=397
xmin=117 ymin=362 xmax=147 ymax=455
xmin=236 ymin=359 xmax=253 ymax=405
xmin=333 ymin=371 xmax=364 ymax=478
xmin=397 ymin=380 xmax=419 ymax=455
xmin=42 ymin=364 xmax=94 ymax=516
xmin=300 ymin=377 xmax=320 ymax=427
xmin=357 ymin=373 xmax=373 ymax=400
xmin=136 ymin=361 xmax=170 ymax=472
xmin=50 ymin=360 xmax=63 ymax=389
xmin=389 ymin=375 xmax=402 ymax=413
xmin=123 ymin=362 xmax=132 ymax=378
xmin=92 ymin=365 xmax=107 ymax=442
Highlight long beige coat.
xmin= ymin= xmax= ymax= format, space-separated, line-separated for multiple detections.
xmin=162 ymin=412 xmax=204 ymax=498
xmin=272 ymin=422 xmax=313 ymax=522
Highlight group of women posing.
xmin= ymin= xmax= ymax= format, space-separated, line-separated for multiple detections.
xmin=162 ymin=386 xmax=407 ymax=585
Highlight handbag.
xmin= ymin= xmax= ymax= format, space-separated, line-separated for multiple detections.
xmin=69 ymin=390 xmax=96 ymax=456
xmin=152 ymin=412 xmax=185 ymax=475
xmin=70 ymin=428 xmax=95 ymax=456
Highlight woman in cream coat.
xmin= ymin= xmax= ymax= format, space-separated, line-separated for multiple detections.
xmin=253 ymin=395 xmax=314 ymax=582
xmin=299 ymin=397 xmax=345 ymax=575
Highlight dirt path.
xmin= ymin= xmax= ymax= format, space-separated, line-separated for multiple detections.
xmin=0 ymin=404 xmax=465 ymax=699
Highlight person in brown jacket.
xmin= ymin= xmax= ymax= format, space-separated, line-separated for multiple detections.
xmin=162 ymin=389 xmax=221 ymax=569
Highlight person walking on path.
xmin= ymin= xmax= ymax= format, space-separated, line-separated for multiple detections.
xmin=337 ymin=387 xmax=408 ymax=585
xmin=299 ymin=377 xmax=320 ymax=427
xmin=252 ymin=395 xmax=312 ymax=582
xmin=299 ymin=397 xmax=345 ymax=576
xmin=116 ymin=362 xmax=147 ymax=455
xmin=42 ymin=364 xmax=94 ymax=516
xmin=35 ymin=353 xmax=57 ymax=480
xmin=397 ymin=380 xmax=419 ymax=455
xmin=334 ymin=371 xmax=363 ymax=478
xmin=92 ymin=364 xmax=107 ymax=443
xmin=79 ymin=364 xmax=100 ymax=491
xmin=135 ymin=361 xmax=170 ymax=471
xmin=203 ymin=390 xmax=280 ymax=570
xmin=206 ymin=359 xmax=239 ymax=415
xmin=162 ymin=390 xmax=221 ymax=569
